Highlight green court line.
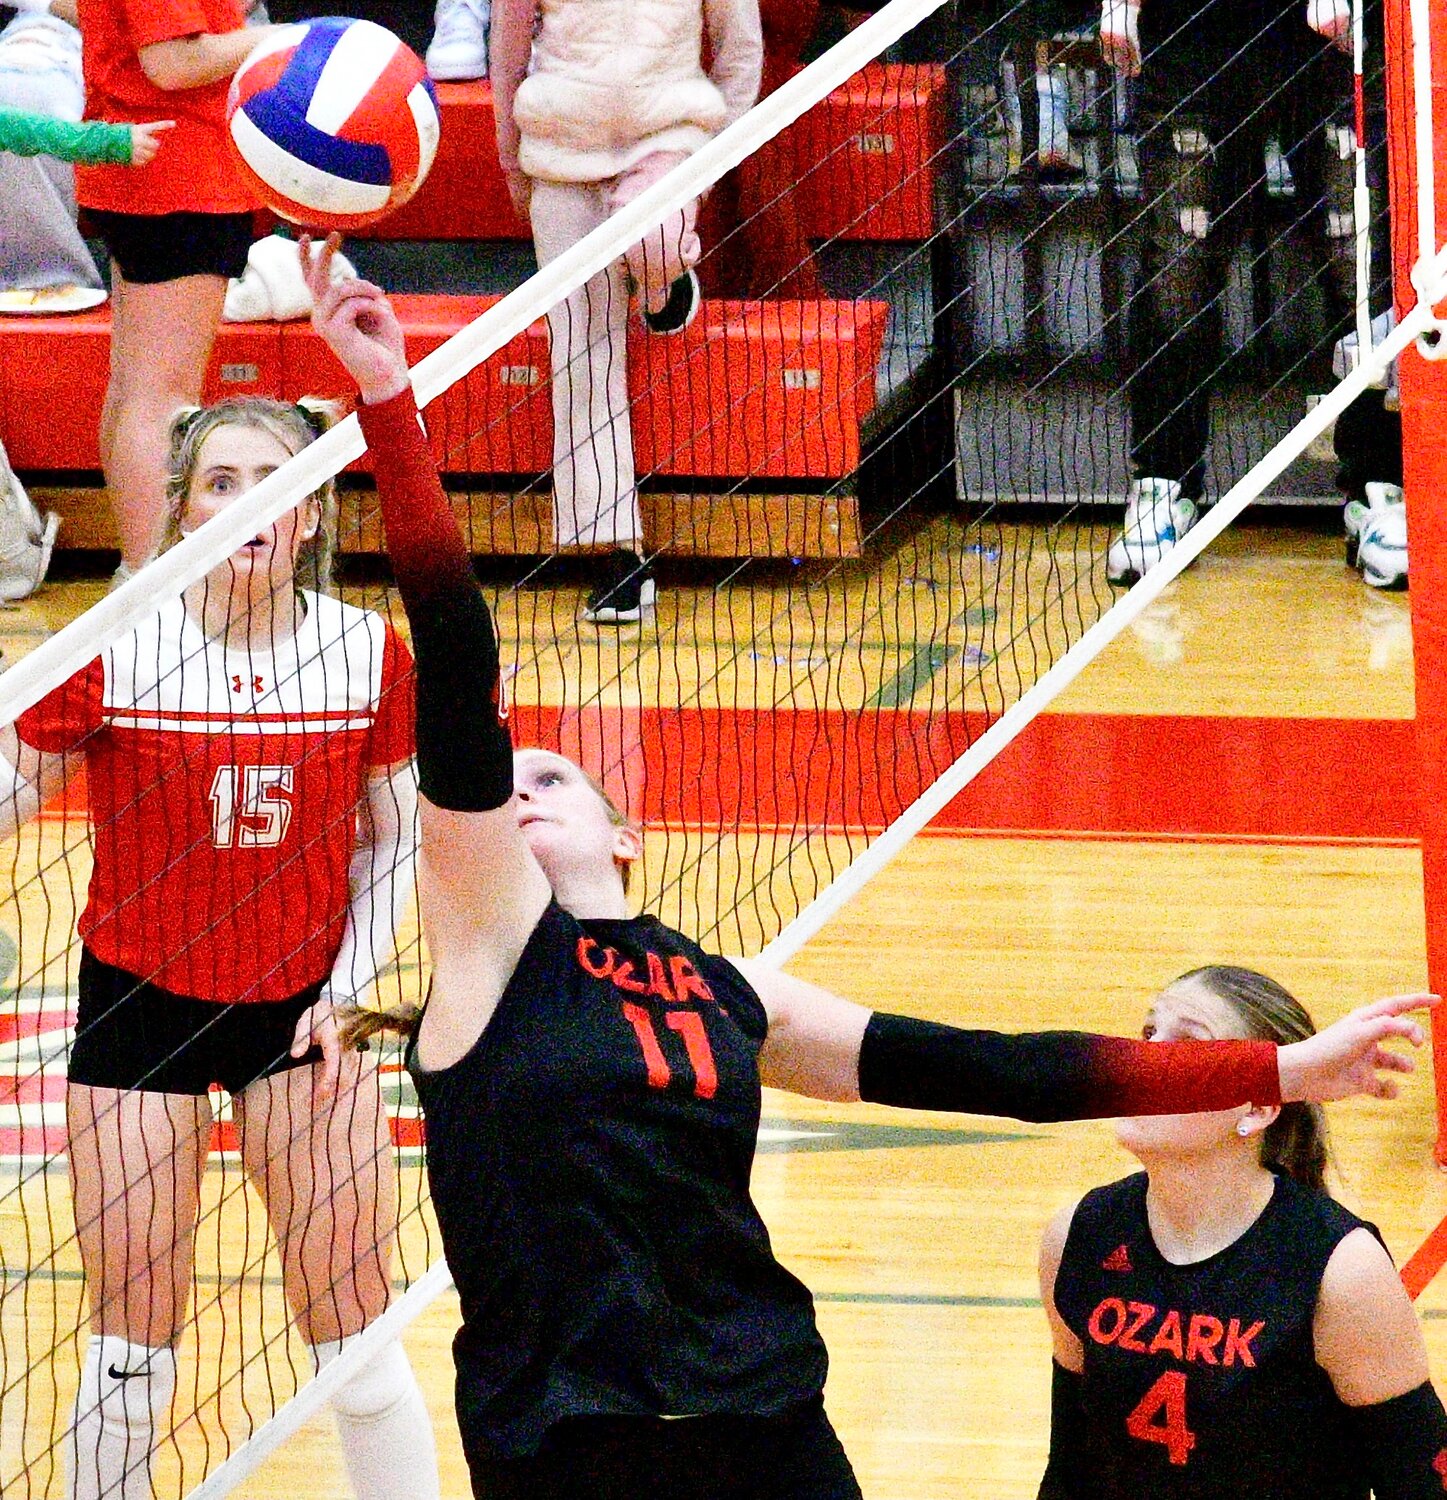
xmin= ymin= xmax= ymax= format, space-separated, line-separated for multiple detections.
xmin=0 ymin=1264 xmax=1034 ymax=1309
xmin=815 ymin=1292 xmax=1040 ymax=1308
xmin=866 ymin=606 xmax=996 ymax=710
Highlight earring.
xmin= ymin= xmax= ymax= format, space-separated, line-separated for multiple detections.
xmin=1236 ymin=1120 xmax=1252 ymax=1138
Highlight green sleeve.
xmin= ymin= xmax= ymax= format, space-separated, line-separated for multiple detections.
xmin=0 ymin=108 xmax=134 ymax=165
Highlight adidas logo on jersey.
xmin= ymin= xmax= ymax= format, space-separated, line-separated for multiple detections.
xmin=1102 ymin=1244 xmax=1132 ymax=1273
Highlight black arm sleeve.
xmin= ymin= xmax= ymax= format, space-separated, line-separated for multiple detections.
xmin=1344 ymin=1381 xmax=1447 ymax=1499
xmin=1038 ymin=1362 xmax=1088 ymax=1500
xmin=856 ymin=1012 xmax=1280 ymax=1123
xmin=357 ymin=389 xmax=513 ymax=812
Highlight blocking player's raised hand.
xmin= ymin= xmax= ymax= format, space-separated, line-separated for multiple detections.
xmin=1276 ymin=991 xmax=1436 ymax=1103
xmin=301 ymin=232 xmax=410 ymax=407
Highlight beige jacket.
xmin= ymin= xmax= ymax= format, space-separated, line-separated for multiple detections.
xmin=514 ymin=0 xmax=762 ymax=182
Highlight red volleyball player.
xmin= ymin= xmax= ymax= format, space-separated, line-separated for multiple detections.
xmin=0 ymin=396 xmax=438 ymax=1500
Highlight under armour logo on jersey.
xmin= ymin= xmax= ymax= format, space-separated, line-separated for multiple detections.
xmin=1101 ymin=1244 xmax=1133 ymax=1273
xmin=231 ymin=673 xmax=265 ymax=695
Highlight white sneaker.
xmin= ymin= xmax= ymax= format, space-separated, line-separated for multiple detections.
xmin=426 ymin=0 xmax=489 ymax=81
xmin=1344 ymin=481 xmax=1408 ymax=590
xmin=0 ymin=438 xmax=58 ymax=602
xmin=1106 ymin=478 xmax=1198 ymax=587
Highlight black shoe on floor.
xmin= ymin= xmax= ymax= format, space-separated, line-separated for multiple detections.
xmin=581 ymin=549 xmax=656 ymax=624
xmin=642 ymin=269 xmax=700 ymax=335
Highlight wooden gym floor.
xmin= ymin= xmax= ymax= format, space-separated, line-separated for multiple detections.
xmin=1 ymin=517 xmax=1443 ymax=1499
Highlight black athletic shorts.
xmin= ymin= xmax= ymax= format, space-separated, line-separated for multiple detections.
xmin=464 ymin=1396 xmax=863 ymax=1500
xmin=67 ymin=947 xmax=324 ymax=1095
xmin=87 ymin=208 xmax=253 ymax=285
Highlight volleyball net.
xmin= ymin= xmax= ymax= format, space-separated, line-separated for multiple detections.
xmin=1 ymin=0 xmax=1443 ymax=1493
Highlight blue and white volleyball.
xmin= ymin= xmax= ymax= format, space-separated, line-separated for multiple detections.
xmin=227 ymin=18 xmax=440 ymax=230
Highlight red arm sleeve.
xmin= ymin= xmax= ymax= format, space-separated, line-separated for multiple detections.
xmin=357 ymin=388 xmax=513 ymax=812
xmin=857 ymin=1016 xmax=1281 ymax=1123
xmin=15 ymin=658 xmax=105 ymax=754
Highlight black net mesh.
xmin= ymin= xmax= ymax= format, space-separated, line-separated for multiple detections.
xmin=0 ymin=0 xmax=1407 ymax=1492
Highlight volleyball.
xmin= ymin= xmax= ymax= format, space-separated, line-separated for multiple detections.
xmin=226 ymin=17 xmax=440 ymax=231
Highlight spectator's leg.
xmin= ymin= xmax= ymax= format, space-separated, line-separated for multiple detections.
xmin=530 ymin=179 xmax=642 ymax=553
xmin=612 ymin=152 xmax=700 ymax=316
xmin=1282 ymin=43 xmax=1357 ymax=342
xmin=1127 ymin=107 xmax=1224 ymax=502
xmin=100 ymin=272 xmax=227 ymax=571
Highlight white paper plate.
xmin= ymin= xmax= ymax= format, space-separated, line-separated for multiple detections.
xmin=0 ymin=285 xmax=109 ymax=315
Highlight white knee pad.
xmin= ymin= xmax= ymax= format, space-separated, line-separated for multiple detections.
xmin=310 ymin=1336 xmax=415 ymax=1422
xmin=68 ymin=1335 xmax=177 ymax=1500
xmin=308 ymin=1338 xmax=439 ymax=1500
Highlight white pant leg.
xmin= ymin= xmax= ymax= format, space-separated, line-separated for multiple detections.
xmin=610 ymin=151 xmax=700 ymax=314
xmin=529 ymin=178 xmax=641 ymax=552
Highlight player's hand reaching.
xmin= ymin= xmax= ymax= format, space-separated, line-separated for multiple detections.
xmin=1099 ymin=0 xmax=1142 ymax=76
xmin=1276 ymin=992 xmax=1435 ymax=1102
xmin=301 ymin=232 xmax=410 ymax=407
xmin=291 ymin=996 xmax=342 ymax=1095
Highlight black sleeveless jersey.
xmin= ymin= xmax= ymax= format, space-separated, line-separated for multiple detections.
xmin=1054 ymin=1172 xmax=1375 ymax=1500
xmin=408 ymin=901 xmax=828 ymax=1458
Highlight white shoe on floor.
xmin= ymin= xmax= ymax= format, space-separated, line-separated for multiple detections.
xmin=426 ymin=0 xmax=489 ymax=81
xmin=1106 ymin=478 xmax=1198 ymax=587
xmin=0 ymin=439 xmax=58 ymax=602
xmin=1344 ymin=481 xmax=1408 ymax=590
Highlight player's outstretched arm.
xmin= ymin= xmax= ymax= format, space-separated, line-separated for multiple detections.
xmin=741 ymin=962 xmax=1432 ymax=1117
xmin=303 ymin=236 xmax=550 ymax=1023
xmin=1318 ymin=1229 xmax=1447 ymax=1499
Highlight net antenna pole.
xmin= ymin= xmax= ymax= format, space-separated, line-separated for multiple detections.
xmin=1352 ymin=0 xmax=1376 ymax=368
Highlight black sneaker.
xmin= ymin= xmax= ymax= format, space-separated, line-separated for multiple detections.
xmin=581 ymin=549 xmax=656 ymax=624
xmin=642 ymin=269 xmax=701 ymax=335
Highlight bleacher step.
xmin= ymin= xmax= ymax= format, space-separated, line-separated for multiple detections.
xmin=31 ymin=486 xmax=862 ymax=560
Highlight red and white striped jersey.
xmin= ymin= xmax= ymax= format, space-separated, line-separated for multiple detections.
xmin=17 ymin=591 xmax=415 ymax=1003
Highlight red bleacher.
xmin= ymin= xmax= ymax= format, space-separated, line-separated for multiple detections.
xmin=0 ymin=295 xmax=887 ymax=477
xmin=2 ymin=64 xmax=937 ymax=556
xmin=349 ymin=64 xmax=944 ymax=244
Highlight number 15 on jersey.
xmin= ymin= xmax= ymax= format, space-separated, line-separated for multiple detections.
xmin=208 ymin=765 xmax=295 ymax=848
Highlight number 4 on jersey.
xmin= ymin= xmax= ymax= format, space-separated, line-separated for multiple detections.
xmin=1126 ymin=1370 xmax=1197 ymax=1466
